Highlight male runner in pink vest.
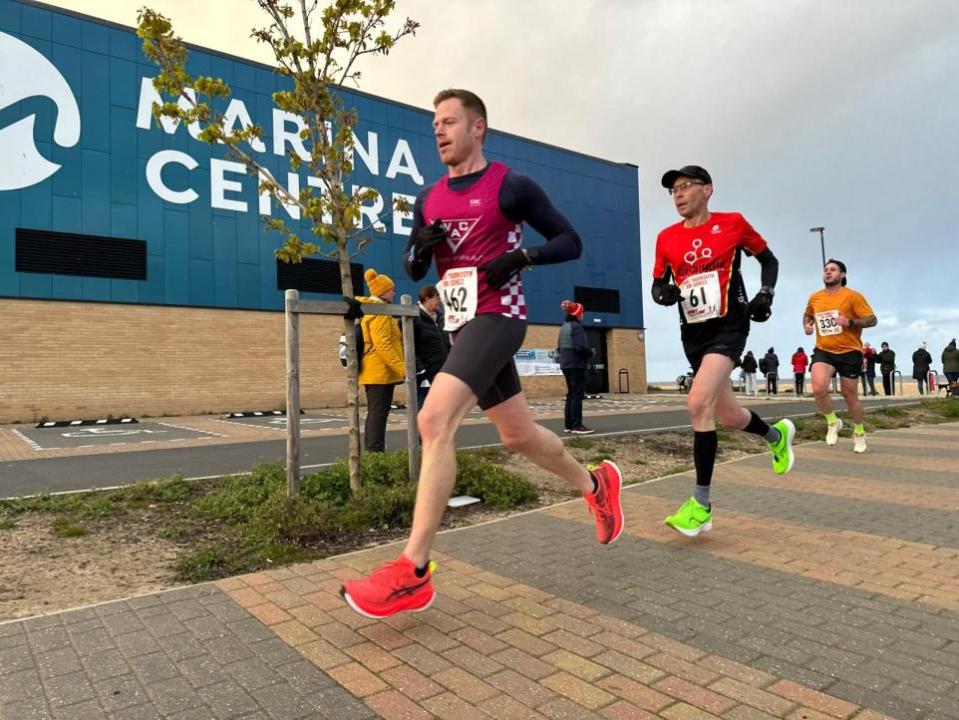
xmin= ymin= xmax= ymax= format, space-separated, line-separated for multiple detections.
xmin=341 ymin=89 xmax=624 ymax=619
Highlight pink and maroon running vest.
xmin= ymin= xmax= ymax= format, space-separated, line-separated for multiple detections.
xmin=422 ymin=162 xmax=527 ymax=320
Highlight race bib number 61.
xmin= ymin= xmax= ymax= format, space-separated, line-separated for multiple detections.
xmin=680 ymin=271 xmax=722 ymax=323
xmin=439 ymin=267 xmax=478 ymax=331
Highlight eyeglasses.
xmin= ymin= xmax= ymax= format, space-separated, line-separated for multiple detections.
xmin=668 ymin=180 xmax=705 ymax=196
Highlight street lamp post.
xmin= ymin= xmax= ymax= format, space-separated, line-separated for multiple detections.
xmin=809 ymin=226 xmax=826 ymax=267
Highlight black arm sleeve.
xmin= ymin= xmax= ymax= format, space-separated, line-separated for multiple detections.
xmin=402 ymin=189 xmax=433 ymax=281
xmin=500 ymin=172 xmax=582 ymax=265
xmin=755 ymin=248 xmax=779 ymax=289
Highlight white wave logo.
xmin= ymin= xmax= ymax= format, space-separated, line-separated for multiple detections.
xmin=0 ymin=31 xmax=81 ymax=191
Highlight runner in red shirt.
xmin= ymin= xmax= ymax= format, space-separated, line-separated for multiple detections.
xmin=651 ymin=166 xmax=796 ymax=537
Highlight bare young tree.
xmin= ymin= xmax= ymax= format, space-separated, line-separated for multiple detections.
xmin=137 ymin=0 xmax=418 ymax=491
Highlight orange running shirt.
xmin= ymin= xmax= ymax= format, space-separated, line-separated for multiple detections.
xmin=804 ymin=287 xmax=875 ymax=354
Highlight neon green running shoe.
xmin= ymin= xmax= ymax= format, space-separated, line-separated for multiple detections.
xmin=664 ymin=497 xmax=712 ymax=537
xmin=769 ymin=418 xmax=796 ymax=475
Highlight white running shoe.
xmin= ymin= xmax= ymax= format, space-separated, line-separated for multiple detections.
xmin=825 ymin=418 xmax=843 ymax=446
xmin=853 ymin=433 xmax=867 ymax=454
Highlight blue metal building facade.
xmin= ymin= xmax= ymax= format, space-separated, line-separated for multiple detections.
xmin=0 ymin=0 xmax=642 ymax=328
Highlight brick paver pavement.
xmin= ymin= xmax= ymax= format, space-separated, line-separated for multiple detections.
xmin=2 ymin=422 xmax=958 ymax=719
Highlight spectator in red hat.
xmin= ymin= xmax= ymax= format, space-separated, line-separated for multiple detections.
xmin=557 ymin=300 xmax=594 ymax=434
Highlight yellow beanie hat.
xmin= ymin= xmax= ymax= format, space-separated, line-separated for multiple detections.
xmin=365 ymin=268 xmax=394 ymax=297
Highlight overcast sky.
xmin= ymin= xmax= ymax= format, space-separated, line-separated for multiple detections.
xmin=50 ymin=0 xmax=959 ymax=380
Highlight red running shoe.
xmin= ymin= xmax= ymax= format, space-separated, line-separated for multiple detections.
xmin=583 ymin=460 xmax=624 ymax=544
xmin=341 ymin=555 xmax=436 ymax=619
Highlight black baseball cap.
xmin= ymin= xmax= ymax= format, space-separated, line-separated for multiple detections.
xmin=662 ymin=165 xmax=712 ymax=189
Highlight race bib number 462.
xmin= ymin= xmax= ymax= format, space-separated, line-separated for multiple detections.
xmin=680 ymin=271 xmax=722 ymax=323
xmin=439 ymin=267 xmax=478 ymax=331
xmin=815 ymin=309 xmax=843 ymax=336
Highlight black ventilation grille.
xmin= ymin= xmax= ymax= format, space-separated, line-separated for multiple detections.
xmin=277 ymin=258 xmax=364 ymax=295
xmin=16 ymin=228 xmax=147 ymax=280
xmin=574 ymin=285 xmax=620 ymax=314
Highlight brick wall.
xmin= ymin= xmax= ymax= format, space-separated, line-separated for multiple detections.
xmin=0 ymin=299 xmax=646 ymax=422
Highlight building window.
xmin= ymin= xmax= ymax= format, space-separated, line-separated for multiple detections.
xmin=276 ymin=257 xmax=364 ymax=296
xmin=574 ymin=285 xmax=620 ymax=314
xmin=15 ymin=228 xmax=147 ymax=280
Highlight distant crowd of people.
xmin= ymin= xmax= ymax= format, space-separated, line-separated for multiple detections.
xmin=737 ymin=339 xmax=959 ymax=397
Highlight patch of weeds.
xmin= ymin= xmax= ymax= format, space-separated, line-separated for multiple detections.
xmin=643 ymin=435 xmax=691 ymax=455
xmin=454 ymin=451 xmax=537 ymax=508
xmin=174 ymin=541 xmax=321 ymax=584
xmin=794 ymin=417 xmax=827 ymax=442
xmin=716 ymin=429 xmax=736 ymax=444
xmin=584 ymin=445 xmax=616 ymax=465
xmin=193 ymin=463 xmax=283 ymax=524
xmin=566 ymin=437 xmax=595 ymax=450
xmin=646 ymin=385 xmax=665 ymax=392
xmin=471 ymin=447 xmax=506 ymax=463
xmin=0 ymin=514 xmax=16 ymax=530
xmin=157 ymin=520 xmax=205 ymax=544
xmin=52 ymin=518 xmax=87 ymax=538
xmin=923 ymin=398 xmax=959 ymax=420
xmin=6 ymin=490 xmax=120 ymax=518
xmin=879 ymin=405 xmax=907 ymax=417
xmin=118 ymin=475 xmax=195 ymax=507
xmin=173 ymin=449 xmax=534 ymax=583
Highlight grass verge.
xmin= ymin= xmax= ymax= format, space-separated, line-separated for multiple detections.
xmin=2 ymin=399 xmax=955 ymax=587
xmin=0 ymin=450 xmax=536 ymax=584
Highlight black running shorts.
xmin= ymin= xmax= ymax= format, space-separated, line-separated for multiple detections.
xmin=441 ymin=314 xmax=527 ymax=410
xmin=683 ymin=330 xmax=748 ymax=374
xmin=812 ymin=348 xmax=863 ymax=380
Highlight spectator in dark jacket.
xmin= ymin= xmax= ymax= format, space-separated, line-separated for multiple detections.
xmin=912 ymin=342 xmax=933 ymax=395
xmin=763 ymin=348 xmax=780 ymax=396
xmin=557 ymin=300 xmax=593 ymax=434
xmin=412 ymin=285 xmax=450 ymax=409
xmin=943 ymin=339 xmax=959 ymax=388
xmin=861 ymin=342 xmax=878 ymax=396
xmin=878 ymin=342 xmax=896 ymax=395
xmin=741 ymin=351 xmax=758 ymax=396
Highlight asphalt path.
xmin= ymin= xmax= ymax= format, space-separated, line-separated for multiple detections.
xmin=0 ymin=397 xmax=916 ymax=498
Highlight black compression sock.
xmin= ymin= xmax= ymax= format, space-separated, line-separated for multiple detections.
xmin=589 ymin=471 xmax=598 ymax=494
xmin=743 ymin=410 xmax=777 ymax=442
xmin=414 ymin=562 xmax=430 ymax=578
xmin=693 ymin=430 xmax=718 ymax=500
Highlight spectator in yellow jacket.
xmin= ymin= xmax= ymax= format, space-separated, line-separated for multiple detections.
xmin=358 ymin=268 xmax=405 ymax=451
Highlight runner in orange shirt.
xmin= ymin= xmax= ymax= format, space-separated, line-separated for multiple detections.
xmin=803 ymin=259 xmax=877 ymax=453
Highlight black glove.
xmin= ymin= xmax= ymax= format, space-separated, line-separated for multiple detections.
xmin=411 ymin=219 xmax=447 ymax=261
xmin=343 ymin=296 xmax=364 ymax=321
xmin=652 ymin=283 xmax=681 ymax=306
xmin=748 ymin=290 xmax=773 ymax=322
xmin=479 ymin=249 xmax=529 ymax=289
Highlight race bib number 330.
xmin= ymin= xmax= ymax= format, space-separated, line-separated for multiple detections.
xmin=439 ymin=267 xmax=478 ymax=331
xmin=680 ymin=271 xmax=722 ymax=323
xmin=815 ymin=310 xmax=843 ymax=336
